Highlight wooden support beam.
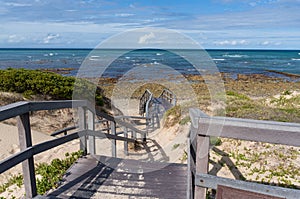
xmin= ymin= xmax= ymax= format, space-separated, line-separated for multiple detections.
xmin=195 ymin=134 xmax=210 ymax=199
xmin=78 ymin=107 xmax=87 ymax=155
xmin=111 ymin=121 xmax=117 ymax=157
xmin=124 ymin=127 xmax=128 ymax=156
xmin=17 ymin=113 xmax=37 ymax=198
xmin=88 ymin=110 xmax=95 ymax=155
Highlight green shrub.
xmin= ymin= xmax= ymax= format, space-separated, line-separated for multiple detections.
xmin=0 ymin=68 xmax=104 ymax=106
xmin=163 ymin=105 xmax=181 ymax=127
xmin=179 ymin=116 xmax=190 ymax=125
xmin=210 ymin=137 xmax=222 ymax=146
xmin=35 ymin=150 xmax=83 ymax=195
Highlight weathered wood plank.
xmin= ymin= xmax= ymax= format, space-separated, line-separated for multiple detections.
xmin=50 ymin=126 xmax=78 ymax=136
xmin=124 ymin=127 xmax=128 ymax=156
xmin=17 ymin=113 xmax=37 ymax=198
xmin=85 ymin=130 xmax=136 ymax=143
xmin=196 ymin=174 xmax=300 ymax=199
xmin=0 ymin=130 xmax=137 ymax=175
xmin=115 ymin=115 xmax=151 ymax=120
xmin=88 ymin=110 xmax=95 ymax=155
xmin=47 ymin=155 xmax=187 ymax=198
xmin=0 ymin=148 xmax=33 ymax=173
xmin=78 ymin=107 xmax=87 ymax=155
xmin=198 ymin=116 xmax=300 ymax=146
xmin=216 ymin=185 xmax=285 ymax=199
xmin=95 ymin=107 xmax=147 ymax=136
xmin=0 ymin=101 xmax=29 ymax=121
xmin=195 ymin=135 xmax=209 ymax=199
xmin=33 ymin=133 xmax=80 ymax=155
xmin=110 ymin=121 xmax=117 ymax=157
xmin=0 ymin=100 xmax=87 ymax=122
xmin=0 ymin=133 xmax=80 ymax=174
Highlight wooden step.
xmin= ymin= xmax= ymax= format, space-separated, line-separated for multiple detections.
xmin=47 ymin=155 xmax=187 ymax=199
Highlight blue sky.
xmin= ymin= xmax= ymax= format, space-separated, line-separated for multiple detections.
xmin=0 ymin=0 xmax=300 ymax=49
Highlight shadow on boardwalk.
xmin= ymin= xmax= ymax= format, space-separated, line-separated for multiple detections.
xmin=47 ymin=155 xmax=187 ymax=199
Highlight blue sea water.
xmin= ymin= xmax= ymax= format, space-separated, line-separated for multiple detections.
xmin=0 ymin=48 xmax=299 ymax=80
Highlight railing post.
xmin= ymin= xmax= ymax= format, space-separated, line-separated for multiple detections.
xmin=189 ymin=108 xmax=210 ymax=199
xmin=132 ymin=131 xmax=137 ymax=140
xmin=78 ymin=106 xmax=87 ymax=155
xmin=88 ymin=110 xmax=95 ymax=155
xmin=111 ymin=121 xmax=117 ymax=157
xmin=17 ymin=113 xmax=37 ymax=198
xmin=124 ymin=127 xmax=128 ymax=156
xmin=187 ymin=126 xmax=197 ymax=199
xmin=195 ymin=134 xmax=210 ymax=199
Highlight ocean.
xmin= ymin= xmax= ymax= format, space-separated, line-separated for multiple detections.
xmin=0 ymin=48 xmax=299 ymax=80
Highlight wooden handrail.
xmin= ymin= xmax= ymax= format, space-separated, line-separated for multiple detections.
xmin=197 ymin=116 xmax=300 ymax=147
xmin=188 ymin=108 xmax=300 ymax=199
xmin=50 ymin=126 xmax=78 ymax=136
xmin=139 ymin=89 xmax=153 ymax=116
xmin=0 ymin=129 xmax=138 ymax=174
xmin=0 ymin=100 xmax=87 ymax=122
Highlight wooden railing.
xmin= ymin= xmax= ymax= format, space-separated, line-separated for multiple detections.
xmin=139 ymin=89 xmax=153 ymax=116
xmin=188 ymin=108 xmax=300 ymax=199
xmin=158 ymin=88 xmax=176 ymax=106
xmin=0 ymin=100 xmax=146 ymax=198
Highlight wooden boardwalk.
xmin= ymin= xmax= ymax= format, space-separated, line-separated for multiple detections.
xmin=2 ymin=99 xmax=300 ymax=199
xmin=46 ymin=155 xmax=187 ymax=199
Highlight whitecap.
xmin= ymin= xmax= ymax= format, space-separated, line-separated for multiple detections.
xmin=298 ymin=53 xmax=300 ymax=55
xmin=213 ymin=58 xmax=225 ymax=61
xmin=90 ymin=55 xmax=100 ymax=58
xmin=156 ymin=53 xmax=163 ymax=56
xmin=223 ymin=54 xmax=248 ymax=58
xmin=89 ymin=58 xmax=100 ymax=61
xmin=49 ymin=53 xmax=54 ymax=56
xmin=125 ymin=56 xmax=130 ymax=59
xmin=292 ymin=58 xmax=300 ymax=61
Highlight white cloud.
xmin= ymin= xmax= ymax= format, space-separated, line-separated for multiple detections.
xmin=261 ymin=41 xmax=270 ymax=45
xmin=5 ymin=2 xmax=31 ymax=7
xmin=138 ymin=32 xmax=156 ymax=44
xmin=213 ymin=39 xmax=249 ymax=46
xmin=115 ymin=13 xmax=135 ymax=17
xmin=43 ymin=33 xmax=60 ymax=44
xmin=259 ymin=40 xmax=282 ymax=46
xmin=8 ymin=34 xmax=25 ymax=43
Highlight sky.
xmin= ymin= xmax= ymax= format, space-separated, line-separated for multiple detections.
xmin=0 ymin=0 xmax=300 ymax=49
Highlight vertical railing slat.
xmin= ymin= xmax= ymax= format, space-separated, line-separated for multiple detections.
xmin=78 ymin=107 xmax=87 ymax=155
xmin=111 ymin=121 xmax=117 ymax=157
xmin=88 ymin=110 xmax=95 ymax=155
xmin=195 ymin=134 xmax=210 ymax=199
xmin=124 ymin=127 xmax=128 ymax=156
xmin=17 ymin=113 xmax=37 ymax=198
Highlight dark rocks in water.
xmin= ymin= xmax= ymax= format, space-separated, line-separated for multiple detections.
xmin=39 ymin=68 xmax=75 ymax=75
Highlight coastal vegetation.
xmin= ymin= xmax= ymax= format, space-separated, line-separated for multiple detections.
xmin=0 ymin=68 xmax=104 ymax=106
